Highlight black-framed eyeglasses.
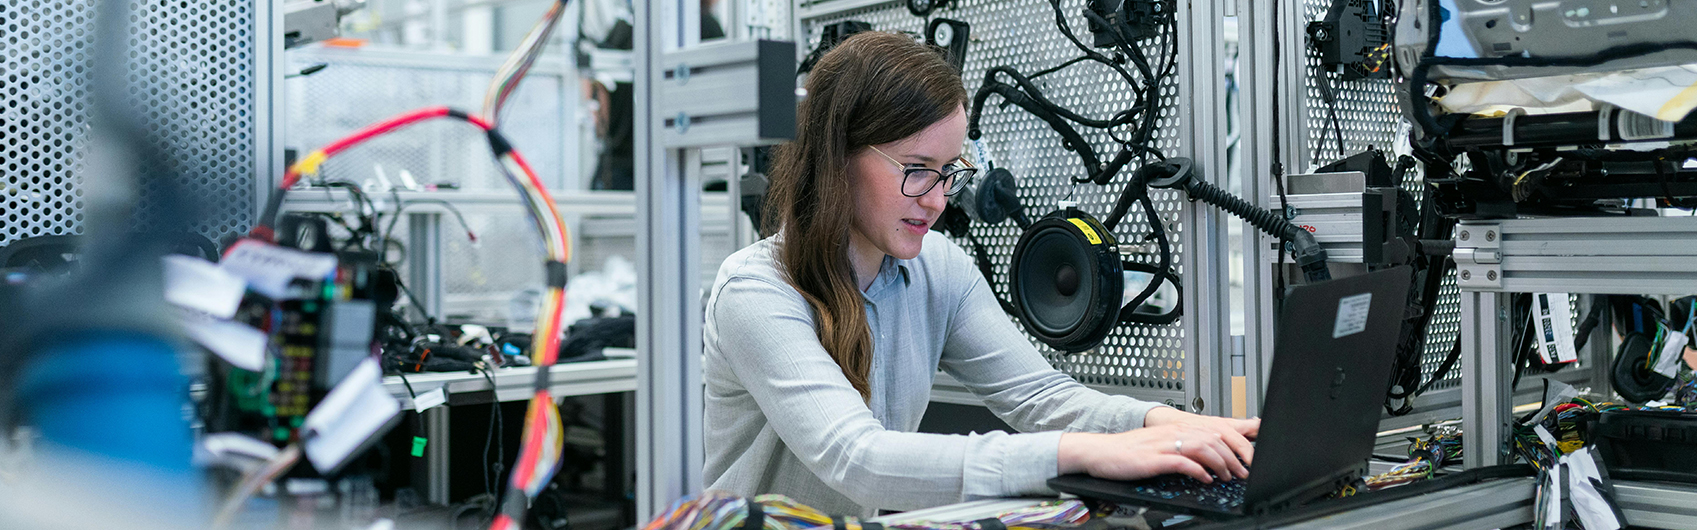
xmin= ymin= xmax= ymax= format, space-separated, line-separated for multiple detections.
xmin=868 ymin=145 xmax=979 ymax=197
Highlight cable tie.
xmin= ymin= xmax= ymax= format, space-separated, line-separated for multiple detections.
xmin=534 ymin=363 xmax=552 ymax=391
xmin=863 ymin=522 xmax=885 ymax=530
xmin=499 ymin=491 xmax=530 ymax=519
xmin=975 ymin=518 xmax=1007 ymax=530
xmin=832 ymin=516 xmax=848 ymax=530
xmin=546 ymin=261 xmax=569 ymax=288
xmin=741 ymin=500 xmax=765 ymax=530
xmin=487 ymin=129 xmax=516 ymax=156
xmin=295 ymin=150 xmax=329 ymax=177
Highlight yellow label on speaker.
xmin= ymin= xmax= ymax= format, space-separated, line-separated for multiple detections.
xmin=1066 ymin=218 xmax=1102 ymax=245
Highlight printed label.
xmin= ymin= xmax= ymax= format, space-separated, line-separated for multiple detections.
xmin=1333 ymin=293 xmax=1373 ymax=338
xmin=1066 ymin=218 xmax=1102 ymax=245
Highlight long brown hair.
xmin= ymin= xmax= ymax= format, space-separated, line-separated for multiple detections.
xmin=764 ymin=32 xmax=965 ymax=400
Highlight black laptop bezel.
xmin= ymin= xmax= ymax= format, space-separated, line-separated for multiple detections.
xmin=1046 ymin=267 xmax=1412 ymax=518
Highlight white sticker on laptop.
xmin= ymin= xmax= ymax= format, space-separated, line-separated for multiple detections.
xmin=1333 ymin=293 xmax=1373 ymax=338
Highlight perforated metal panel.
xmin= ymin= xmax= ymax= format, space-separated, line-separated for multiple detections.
xmin=1 ymin=0 xmax=265 ymax=248
xmin=1293 ymin=0 xmax=1472 ymax=391
xmin=802 ymin=0 xmax=1191 ymax=393
xmin=285 ymin=48 xmax=570 ymax=191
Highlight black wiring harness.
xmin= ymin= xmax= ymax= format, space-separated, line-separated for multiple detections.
xmin=959 ymin=0 xmax=1182 ymax=327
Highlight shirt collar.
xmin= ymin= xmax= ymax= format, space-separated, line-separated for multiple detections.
xmin=861 ymin=255 xmax=911 ymax=301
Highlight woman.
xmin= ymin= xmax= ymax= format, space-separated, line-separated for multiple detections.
xmin=702 ymin=31 xmax=1258 ymax=517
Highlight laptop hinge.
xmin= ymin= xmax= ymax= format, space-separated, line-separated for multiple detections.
xmin=1250 ymin=465 xmax=1365 ymax=516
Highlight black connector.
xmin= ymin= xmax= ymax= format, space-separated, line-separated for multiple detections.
xmin=925 ymin=18 xmax=971 ymax=73
xmin=797 ymin=21 xmax=872 ymax=75
xmin=1306 ymin=0 xmax=1391 ymax=81
xmin=1086 ymin=0 xmax=1167 ymax=47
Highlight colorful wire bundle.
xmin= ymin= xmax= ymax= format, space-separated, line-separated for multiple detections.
xmin=253 ymin=102 xmax=573 ymax=530
xmin=1512 ymin=397 xmax=1632 ymax=470
xmin=244 ymin=5 xmax=575 ymax=530
xmin=644 ymin=494 xmax=1090 ymax=530
xmin=481 ymin=0 xmax=567 ymax=125
xmin=1363 ymin=427 xmax=1462 ymax=490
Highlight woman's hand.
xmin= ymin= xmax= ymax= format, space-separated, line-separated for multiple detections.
xmin=1057 ymin=423 xmax=1249 ymax=484
xmin=1055 ymin=408 xmax=1259 ymax=484
xmin=1144 ymin=407 xmax=1259 ymax=469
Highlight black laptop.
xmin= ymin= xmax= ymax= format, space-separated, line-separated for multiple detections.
xmin=1048 ymin=266 xmax=1412 ymax=518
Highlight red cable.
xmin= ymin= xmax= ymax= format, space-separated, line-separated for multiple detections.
xmin=280 ymin=106 xmax=494 ymax=190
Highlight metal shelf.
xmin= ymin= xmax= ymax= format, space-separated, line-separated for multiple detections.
xmin=384 ymin=358 xmax=637 ymax=405
xmin=384 ymin=358 xmax=638 ymax=505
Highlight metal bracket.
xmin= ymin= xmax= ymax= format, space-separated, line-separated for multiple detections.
xmin=659 ymin=40 xmax=797 ymax=148
xmin=1453 ymin=222 xmax=1503 ymax=289
xmin=1454 ymin=217 xmax=1697 ymax=294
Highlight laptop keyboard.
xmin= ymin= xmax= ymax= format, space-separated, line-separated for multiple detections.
xmin=1125 ymin=475 xmax=1248 ymax=509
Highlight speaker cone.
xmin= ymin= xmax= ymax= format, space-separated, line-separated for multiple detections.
xmin=1009 ymin=209 xmax=1122 ymax=352
xmin=1611 ymin=332 xmax=1676 ymax=403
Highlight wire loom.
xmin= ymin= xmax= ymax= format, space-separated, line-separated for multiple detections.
xmin=644 ymin=493 xmax=1091 ymax=530
xmin=245 ymin=4 xmax=574 ymax=529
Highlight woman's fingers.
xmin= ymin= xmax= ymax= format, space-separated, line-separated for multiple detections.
xmin=1214 ymin=434 xmax=1250 ymax=479
xmin=1152 ymin=454 xmax=1212 ymax=483
xmin=1235 ymin=417 xmax=1261 ymax=439
xmin=1176 ymin=432 xmax=1232 ymax=482
xmin=1219 ymin=426 xmax=1256 ymax=468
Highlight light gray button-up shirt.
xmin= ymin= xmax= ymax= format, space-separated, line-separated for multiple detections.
xmin=703 ymin=231 xmax=1164 ymax=517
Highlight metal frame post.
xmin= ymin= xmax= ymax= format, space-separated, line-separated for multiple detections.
xmin=407 ymin=212 xmax=444 ymax=319
xmin=424 ymin=406 xmax=452 ymax=504
xmin=635 ymin=0 xmax=704 ymax=520
xmin=1237 ymin=0 xmax=1306 ymax=418
xmin=1180 ymin=0 xmax=1235 ymax=416
xmin=258 ymin=0 xmax=282 ymax=221
xmin=1460 ymin=291 xmax=1512 ymax=468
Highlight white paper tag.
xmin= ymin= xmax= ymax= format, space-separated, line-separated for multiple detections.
xmin=1532 ymin=293 xmax=1578 ymax=364
xmin=1564 ymin=448 xmax=1624 ymax=530
xmin=163 ymin=255 xmax=247 ymax=319
xmin=1653 ymin=331 xmax=1689 ymax=379
xmin=1534 ymin=424 xmax=1560 ymax=451
xmin=412 ymin=387 xmax=447 ymax=413
xmin=180 ymin=312 xmax=268 ymax=372
xmin=1333 ymin=293 xmax=1373 ymax=338
xmin=220 ymin=240 xmax=338 ymax=299
xmin=302 ymin=359 xmax=401 ymax=473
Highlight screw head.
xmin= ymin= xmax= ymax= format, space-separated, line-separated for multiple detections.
xmin=1486 ymin=270 xmax=1498 ymax=281
xmin=1486 ymin=231 xmax=1496 ymax=242
xmin=1460 ymin=230 xmax=1471 ymax=241
xmin=1461 ymin=270 xmax=1473 ymax=280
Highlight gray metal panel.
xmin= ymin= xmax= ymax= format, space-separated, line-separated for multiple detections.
xmin=1 ymin=0 xmax=272 ymax=248
xmin=799 ymin=0 xmax=1213 ymax=409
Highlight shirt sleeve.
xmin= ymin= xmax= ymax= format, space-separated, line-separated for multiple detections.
xmin=709 ymin=275 xmax=1067 ymax=510
xmin=937 ymin=249 xmax=1168 ymax=436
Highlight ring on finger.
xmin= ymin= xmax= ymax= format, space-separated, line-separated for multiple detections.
xmin=1174 ymin=439 xmax=1183 ymax=453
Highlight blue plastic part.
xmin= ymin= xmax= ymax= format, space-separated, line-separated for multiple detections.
xmin=18 ymin=331 xmax=195 ymax=474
